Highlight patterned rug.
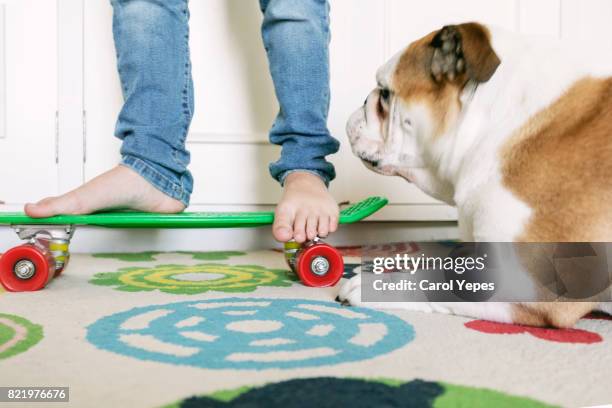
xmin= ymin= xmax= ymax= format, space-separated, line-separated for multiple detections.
xmin=0 ymin=248 xmax=610 ymax=408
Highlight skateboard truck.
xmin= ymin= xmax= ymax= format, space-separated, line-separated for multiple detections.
xmin=283 ymin=237 xmax=344 ymax=287
xmin=0 ymin=225 xmax=74 ymax=291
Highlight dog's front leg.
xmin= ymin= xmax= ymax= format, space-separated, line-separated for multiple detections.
xmin=337 ymin=275 xmax=515 ymax=322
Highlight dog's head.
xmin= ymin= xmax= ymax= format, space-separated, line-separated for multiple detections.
xmin=347 ymin=22 xmax=501 ymax=182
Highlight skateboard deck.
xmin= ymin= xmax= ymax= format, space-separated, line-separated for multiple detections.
xmin=0 ymin=196 xmax=387 ymax=228
xmin=0 ymin=197 xmax=387 ymax=291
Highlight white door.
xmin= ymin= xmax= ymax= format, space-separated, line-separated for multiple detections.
xmin=81 ymin=0 xmax=612 ymax=220
xmin=0 ymin=0 xmax=58 ymax=205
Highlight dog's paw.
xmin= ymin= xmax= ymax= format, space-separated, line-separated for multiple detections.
xmin=337 ymin=274 xmax=365 ymax=307
xmin=337 ymin=275 xmax=438 ymax=313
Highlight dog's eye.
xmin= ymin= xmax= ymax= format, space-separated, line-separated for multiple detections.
xmin=380 ymin=88 xmax=391 ymax=103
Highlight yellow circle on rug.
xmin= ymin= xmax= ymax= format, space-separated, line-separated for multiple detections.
xmin=90 ymin=263 xmax=296 ymax=294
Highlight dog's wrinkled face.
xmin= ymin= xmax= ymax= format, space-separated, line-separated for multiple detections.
xmin=347 ymin=22 xmax=500 ymax=182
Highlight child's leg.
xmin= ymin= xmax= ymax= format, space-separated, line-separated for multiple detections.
xmin=26 ymin=0 xmax=193 ymax=217
xmin=260 ymin=0 xmax=341 ymax=242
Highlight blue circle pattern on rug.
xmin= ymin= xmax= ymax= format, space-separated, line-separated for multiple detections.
xmin=87 ymin=298 xmax=414 ymax=370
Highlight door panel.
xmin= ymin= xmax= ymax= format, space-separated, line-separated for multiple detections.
xmin=83 ymin=0 xmax=122 ymax=181
xmin=0 ymin=0 xmax=58 ymax=204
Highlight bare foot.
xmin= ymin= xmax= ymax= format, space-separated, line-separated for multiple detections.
xmin=24 ymin=165 xmax=185 ymax=218
xmin=273 ymin=172 xmax=339 ymax=243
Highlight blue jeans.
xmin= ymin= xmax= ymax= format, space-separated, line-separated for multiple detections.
xmin=111 ymin=0 xmax=339 ymax=206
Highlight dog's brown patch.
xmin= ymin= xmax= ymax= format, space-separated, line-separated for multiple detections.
xmin=450 ymin=23 xmax=500 ymax=83
xmin=502 ymin=77 xmax=612 ymax=242
xmin=392 ymin=23 xmax=499 ymax=138
xmin=392 ymin=32 xmax=460 ymax=137
xmin=502 ymin=77 xmax=612 ymax=328
xmin=511 ymin=302 xmax=596 ymax=328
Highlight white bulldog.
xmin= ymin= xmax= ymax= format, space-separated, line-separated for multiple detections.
xmin=341 ymin=22 xmax=612 ymax=327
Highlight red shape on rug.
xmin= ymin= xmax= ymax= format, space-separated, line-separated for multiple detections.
xmin=465 ymin=320 xmax=602 ymax=344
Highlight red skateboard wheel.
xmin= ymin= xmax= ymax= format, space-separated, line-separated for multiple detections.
xmin=0 ymin=245 xmax=55 ymax=292
xmin=296 ymin=243 xmax=344 ymax=287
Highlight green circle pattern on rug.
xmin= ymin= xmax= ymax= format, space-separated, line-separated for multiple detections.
xmin=90 ymin=264 xmax=296 ymax=294
xmin=92 ymin=251 xmax=246 ymax=262
xmin=0 ymin=313 xmax=43 ymax=360
xmin=164 ymin=378 xmax=555 ymax=408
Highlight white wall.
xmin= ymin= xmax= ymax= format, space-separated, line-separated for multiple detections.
xmin=0 ymin=0 xmax=611 ymax=252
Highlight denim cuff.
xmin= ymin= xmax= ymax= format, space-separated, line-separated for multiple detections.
xmin=278 ymin=169 xmax=330 ymax=188
xmin=120 ymin=155 xmax=191 ymax=207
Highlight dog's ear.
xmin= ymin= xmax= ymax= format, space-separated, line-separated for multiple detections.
xmin=430 ymin=23 xmax=500 ymax=84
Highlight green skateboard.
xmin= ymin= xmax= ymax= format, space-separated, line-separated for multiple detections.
xmin=0 ymin=196 xmax=387 ymax=292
